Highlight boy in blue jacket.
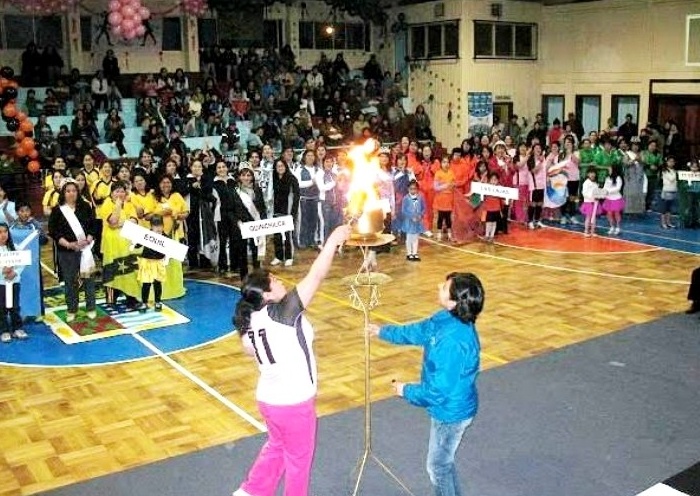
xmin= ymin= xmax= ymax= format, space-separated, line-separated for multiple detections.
xmin=368 ymin=272 xmax=484 ymax=496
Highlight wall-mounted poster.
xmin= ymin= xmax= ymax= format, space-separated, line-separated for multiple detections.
xmin=467 ymin=92 xmax=493 ymax=137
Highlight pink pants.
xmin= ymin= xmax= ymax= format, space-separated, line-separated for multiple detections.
xmin=240 ymin=397 xmax=317 ymax=496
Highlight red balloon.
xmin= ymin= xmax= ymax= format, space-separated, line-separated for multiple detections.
xmin=28 ymin=160 xmax=41 ymax=173
xmin=20 ymin=138 xmax=35 ymax=155
xmin=14 ymin=131 xmax=25 ymax=141
xmin=2 ymin=103 xmax=17 ymax=118
xmin=19 ymin=120 xmax=33 ymax=133
xmin=16 ymin=111 xmax=27 ymax=122
xmin=16 ymin=147 xmax=27 ymax=158
xmin=0 ymin=78 xmax=8 ymax=89
xmin=28 ymin=149 xmax=39 ymax=160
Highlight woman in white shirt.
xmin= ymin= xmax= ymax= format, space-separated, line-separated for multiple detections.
xmin=660 ymin=156 xmax=678 ymax=229
xmin=602 ymin=163 xmax=625 ymax=235
xmin=90 ymin=70 xmax=109 ymax=112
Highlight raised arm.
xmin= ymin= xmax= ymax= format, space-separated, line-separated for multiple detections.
xmin=295 ymin=224 xmax=352 ymax=308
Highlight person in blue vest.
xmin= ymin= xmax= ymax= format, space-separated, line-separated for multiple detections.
xmin=368 ymin=272 xmax=485 ymax=496
xmin=295 ymin=150 xmax=320 ymax=249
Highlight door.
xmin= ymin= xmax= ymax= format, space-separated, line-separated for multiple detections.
xmin=493 ymin=102 xmax=513 ymax=130
xmin=542 ymin=95 xmax=564 ymax=127
xmin=575 ymin=95 xmax=601 ymax=137
xmin=650 ymin=95 xmax=700 ymax=160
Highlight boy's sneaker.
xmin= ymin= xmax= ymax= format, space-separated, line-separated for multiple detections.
xmin=413 ymin=255 xmax=421 ymax=261
xmin=13 ymin=329 xmax=27 ymax=340
xmin=154 ymin=303 xmax=163 ymax=312
xmin=1 ymin=332 xmax=11 ymax=343
xmin=608 ymin=227 xmax=615 ymax=235
xmin=270 ymin=258 xmax=281 ymax=266
xmin=284 ymin=259 xmax=294 ymax=267
xmin=614 ymin=227 xmax=621 ymax=235
xmin=406 ymin=255 xmax=412 ymax=261
xmin=422 ymin=230 xmax=433 ymax=237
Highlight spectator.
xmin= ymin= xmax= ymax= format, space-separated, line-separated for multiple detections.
xmin=363 ymin=54 xmax=383 ymax=84
xmin=414 ymin=105 xmax=432 ymax=141
xmin=617 ymin=113 xmax=638 ymax=143
xmin=43 ymin=45 xmax=64 ymax=86
xmin=102 ymin=49 xmax=120 ymax=83
xmin=20 ymin=42 xmax=41 ymax=86
xmin=91 ymin=70 xmax=109 ymax=112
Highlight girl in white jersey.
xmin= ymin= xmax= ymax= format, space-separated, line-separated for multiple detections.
xmin=233 ymin=224 xmax=352 ymax=496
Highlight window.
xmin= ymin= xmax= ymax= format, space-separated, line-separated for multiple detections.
xmin=296 ymin=21 xmax=369 ymax=51
xmin=575 ymin=95 xmax=601 ymax=136
xmin=409 ymin=21 xmax=459 ymax=59
xmin=263 ymin=20 xmax=283 ymax=50
xmin=198 ymin=18 xmax=218 ymax=49
xmin=80 ymin=16 xmax=92 ymax=52
xmin=5 ymin=16 xmax=65 ymax=50
xmin=542 ymin=95 xmax=565 ymax=126
xmin=473 ymin=21 xmax=537 ymax=60
xmin=162 ymin=17 xmax=182 ymax=51
xmin=611 ymin=95 xmax=640 ymax=127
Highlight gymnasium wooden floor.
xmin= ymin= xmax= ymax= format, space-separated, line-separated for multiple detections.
xmin=0 ymin=223 xmax=697 ymax=495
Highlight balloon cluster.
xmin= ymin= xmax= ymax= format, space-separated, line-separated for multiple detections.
xmin=108 ymin=0 xmax=150 ymax=41
xmin=182 ymin=0 xmax=208 ymax=17
xmin=0 ymin=67 xmax=40 ymax=174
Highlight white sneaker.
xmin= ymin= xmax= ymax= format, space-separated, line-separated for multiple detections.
xmin=559 ymin=217 xmax=568 ymax=225
xmin=66 ymin=313 xmax=76 ymax=323
xmin=608 ymin=227 xmax=615 ymax=235
xmin=536 ymin=221 xmax=545 ymax=228
xmin=233 ymin=489 xmax=253 ymax=496
xmin=87 ymin=310 xmax=97 ymax=319
xmin=422 ymin=230 xmax=433 ymax=237
xmin=270 ymin=258 xmax=281 ymax=266
xmin=614 ymin=227 xmax=621 ymax=235
xmin=436 ymin=232 xmax=442 ymax=241
xmin=570 ymin=217 xmax=580 ymax=225
xmin=284 ymin=259 xmax=293 ymax=267
xmin=528 ymin=222 xmax=535 ymax=230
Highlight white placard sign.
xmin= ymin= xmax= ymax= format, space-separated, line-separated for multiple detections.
xmin=240 ymin=215 xmax=294 ymax=239
xmin=120 ymin=220 xmax=188 ymax=262
xmin=471 ymin=182 xmax=519 ymax=201
xmin=0 ymin=250 xmax=31 ymax=267
xmin=678 ymin=171 xmax=700 ymax=182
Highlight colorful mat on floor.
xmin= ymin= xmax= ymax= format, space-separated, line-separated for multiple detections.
xmin=44 ymin=301 xmax=190 ymax=345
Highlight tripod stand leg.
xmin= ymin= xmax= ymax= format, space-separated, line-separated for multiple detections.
xmin=371 ymin=453 xmax=416 ymax=496
xmin=351 ymin=449 xmax=370 ymax=496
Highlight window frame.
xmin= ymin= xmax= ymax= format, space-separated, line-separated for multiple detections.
xmin=408 ymin=20 xmax=460 ymax=60
xmin=611 ymin=94 xmax=640 ymax=127
xmin=297 ymin=20 xmax=370 ymax=52
xmin=472 ymin=20 xmax=538 ymax=60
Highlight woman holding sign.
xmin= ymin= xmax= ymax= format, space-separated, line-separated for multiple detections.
xmin=48 ymin=180 xmax=97 ymax=322
xmin=149 ymin=175 xmax=189 ymax=299
xmin=233 ymin=165 xmax=267 ymax=280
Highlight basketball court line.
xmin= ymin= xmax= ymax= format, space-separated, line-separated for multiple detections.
xmin=425 ymin=239 xmax=691 ymax=285
xmin=491 ymin=238 xmax=660 ymax=256
xmin=129 ymin=329 xmax=267 ymax=433
xmin=273 ymin=274 xmax=509 ymax=365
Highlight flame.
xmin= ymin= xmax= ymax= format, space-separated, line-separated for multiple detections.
xmin=346 ymin=139 xmax=381 ymax=221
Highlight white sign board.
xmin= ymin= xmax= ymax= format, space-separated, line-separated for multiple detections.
xmin=678 ymin=171 xmax=700 ymax=182
xmin=240 ymin=215 xmax=295 ymax=239
xmin=0 ymin=250 xmax=31 ymax=267
xmin=120 ymin=220 xmax=188 ymax=262
xmin=471 ymin=182 xmax=519 ymax=201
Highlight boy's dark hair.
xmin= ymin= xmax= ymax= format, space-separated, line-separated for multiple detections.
xmin=487 ymin=171 xmax=500 ymax=182
xmin=15 ymin=201 xmax=31 ymax=211
xmin=447 ymin=272 xmax=484 ymax=324
xmin=408 ymin=179 xmax=419 ymax=189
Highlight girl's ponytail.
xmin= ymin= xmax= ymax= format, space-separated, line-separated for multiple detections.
xmin=233 ymin=269 xmax=271 ymax=334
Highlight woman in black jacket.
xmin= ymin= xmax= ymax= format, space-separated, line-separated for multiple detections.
xmin=232 ymin=164 xmax=267 ymax=279
xmin=212 ymin=160 xmax=238 ymax=275
xmin=271 ymin=159 xmax=300 ymax=266
xmin=185 ymin=159 xmax=215 ymax=269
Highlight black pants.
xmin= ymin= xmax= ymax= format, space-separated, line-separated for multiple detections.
xmin=57 ymin=249 xmax=96 ymax=314
xmin=437 ymin=211 xmax=452 ymax=230
xmin=689 ymin=267 xmax=700 ymax=302
xmin=0 ymin=283 xmax=22 ymax=333
xmin=274 ymin=231 xmax=293 ymax=261
xmin=497 ymin=204 xmax=510 ymax=234
xmin=233 ymin=226 xmax=259 ymax=279
xmin=217 ymin=218 xmax=237 ymax=271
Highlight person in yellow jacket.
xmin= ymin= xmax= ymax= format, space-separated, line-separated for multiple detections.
xmin=148 ymin=174 xmax=189 ymax=299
